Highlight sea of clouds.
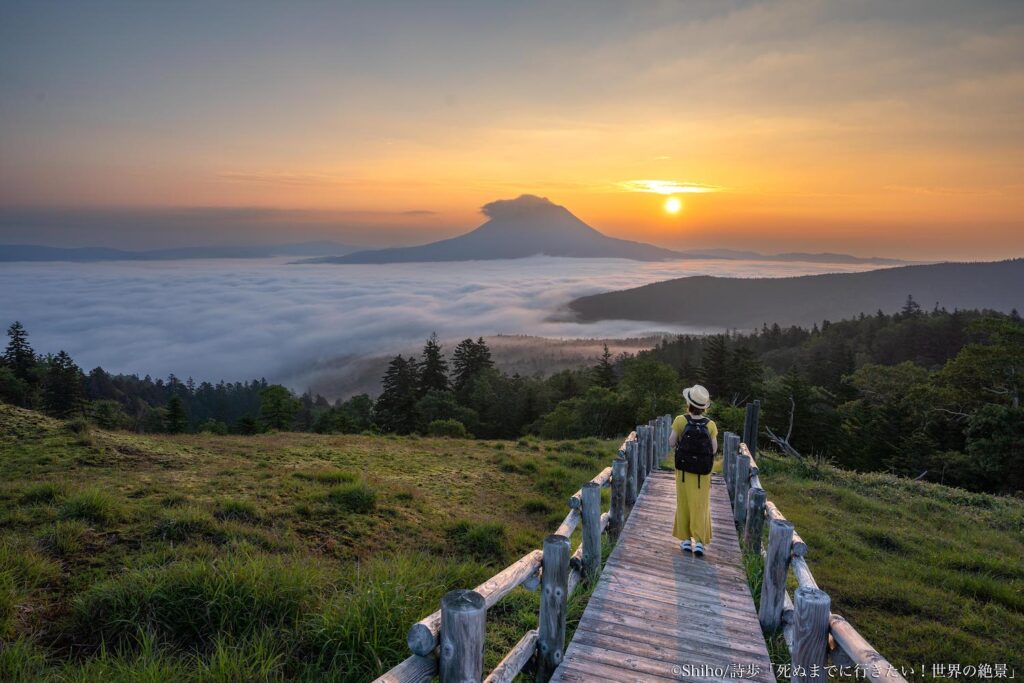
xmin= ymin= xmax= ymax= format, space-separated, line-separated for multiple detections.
xmin=0 ymin=257 xmax=881 ymax=392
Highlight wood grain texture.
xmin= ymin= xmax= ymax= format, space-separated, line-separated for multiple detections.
xmin=760 ymin=518 xmax=794 ymax=632
xmin=537 ymin=534 xmax=570 ymax=683
xmin=439 ymin=589 xmax=486 ymax=683
xmin=791 ymin=587 xmax=830 ymax=683
xmin=407 ymin=550 xmax=542 ymax=656
xmin=550 ymin=472 xmax=774 ymax=683
xmin=581 ymin=482 xmax=602 ymax=580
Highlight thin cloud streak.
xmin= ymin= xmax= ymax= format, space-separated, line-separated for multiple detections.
xmin=618 ymin=180 xmax=724 ymax=195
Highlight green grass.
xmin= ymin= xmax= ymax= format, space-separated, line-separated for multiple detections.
xmin=741 ymin=451 xmax=1024 ymax=681
xmin=0 ymin=402 xmax=621 ymax=681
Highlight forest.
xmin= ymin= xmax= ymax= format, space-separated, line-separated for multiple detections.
xmin=2 ymin=296 xmax=1021 ymax=495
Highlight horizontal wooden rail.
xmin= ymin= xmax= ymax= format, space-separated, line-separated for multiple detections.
xmin=374 ymin=414 xmax=673 ymax=683
xmin=728 ymin=401 xmax=905 ymax=683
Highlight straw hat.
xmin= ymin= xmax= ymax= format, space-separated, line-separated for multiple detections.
xmin=683 ymin=384 xmax=710 ymax=410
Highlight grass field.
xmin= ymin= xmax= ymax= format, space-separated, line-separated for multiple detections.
xmin=731 ymin=452 xmax=1024 ymax=681
xmin=0 ymin=403 xmax=614 ymax=682
xmin=4 ymin=402 xmax=1022 ymax=682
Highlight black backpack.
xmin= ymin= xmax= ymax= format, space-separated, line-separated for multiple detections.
xmin=674 ymin=415 xmax=714 ymax=487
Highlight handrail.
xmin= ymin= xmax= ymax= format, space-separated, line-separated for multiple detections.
xmin=374 ymin=414 xmax=674 ymax=683
xmin=726 ymin=400 xmax=906 ymax=683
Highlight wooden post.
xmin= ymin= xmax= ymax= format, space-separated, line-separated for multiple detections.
xmin=723 ymin=432 xmax=737 ymax=500
xmin=743 ymin=486 xmax=767 ymax=553
xmin=439 ymin=589 xmax=486 ymax=683
xmin=536 ymin=534 xmax=570 ymax=683
xmin=647 ymin=422 xmax=656 ymax=472
xmin=609 ymin=458 xmax=626 ymax=540
xmin=791 ymin=587 xmax=831 ymax=682
xmin=748 ymin=399 xmax=760 ymax=458
xmin=728 ymin=434 xmax=743 ymax=503
xmin=581 ymin=482 xmax=602 ymax=580
xmin=734 ymin=453 xmax=751 ymax=526
xmin=625 ymin=441 xmax=638 ymax=506
xmin=635 ymin=428 xmax=648 ymax=491
xmin=742 ymin=403 xmax=754 ymax=452
xmin=651 ymin=421 xmax=659 ymax=471
xmin=759 ymin=518 xmax=794 ymax=632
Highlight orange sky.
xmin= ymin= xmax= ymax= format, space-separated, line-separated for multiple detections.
xmin=1 ymin=2 xmax=1022 ymax=259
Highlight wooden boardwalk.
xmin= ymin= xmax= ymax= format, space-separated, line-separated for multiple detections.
xmin=552 ymin=470 xmax=775 ymax=683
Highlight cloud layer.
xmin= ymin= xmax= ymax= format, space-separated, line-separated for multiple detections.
xmin=0 ymin=257 xmax=883 ymax=393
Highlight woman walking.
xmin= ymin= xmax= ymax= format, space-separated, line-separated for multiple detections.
xmin=669 ymin=385 xmax=718 ymax=557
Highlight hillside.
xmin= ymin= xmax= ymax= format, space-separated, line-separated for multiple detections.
xmin=304 ymin=195 xmax=685 ymax=263
xmin=0 ymin=403 xmax=612 ymax=681
xmin=567 ymin=258 xmax=1024 ymax=329
xmin=2 ymin=403 xmax=1022 ymax=680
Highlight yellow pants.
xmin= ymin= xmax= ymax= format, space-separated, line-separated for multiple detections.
xmin=673 ymin=469 xmax=713 ymax=544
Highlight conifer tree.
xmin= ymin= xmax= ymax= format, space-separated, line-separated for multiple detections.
xmin=259 ymin=385 xmax=299 ymax=431
xmin=3 ymin=321 xmax=36 ymax=381
xmin=418 ymin=332 xmax=449 ymax=395
xmin=42 ymin=350 xmax=83 ymax=417
xmin=165 ymin=395 xmax=188 ymax=433
xmin=698 ymin=334 xmax=730 ymax=397
xmin=375 ymin=355 xmax=420 ymax=433
xmin=451 ymin=337 xmax=494 ymax=392
xmin=592 ymin=344 xmax=617 ymax=388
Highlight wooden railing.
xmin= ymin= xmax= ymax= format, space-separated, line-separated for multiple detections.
xmin=725 ymin=400 xmax=907 ymax=683
xmin=374 ymin=414 xmax=674 ymax=683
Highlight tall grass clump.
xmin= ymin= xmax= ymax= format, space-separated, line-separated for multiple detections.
xmin=153 ymin=507 xmax=222 ymax=543
xmin=58 ymin=488 xmax=123 ymax=524
xmin=299 ymin=552 xmax=489 ymax=681
xmin=215 ymin=498 xmax=260 ymax=523
xmin=72 ymin=554 xmax=323 ymax=651
xmin=19 ymin=481 xmax=65 ymax=505
xmin=39 ymin=519 xmax=88 ymax=556
xmin=446 ymin=520 xmax=507 ymax=565
xmin=294 ymin=468 xmax=356 ymax=485
xmin=325 ymin=482 xmax=376 ymax=514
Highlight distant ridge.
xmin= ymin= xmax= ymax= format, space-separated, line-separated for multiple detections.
xmin=303 ymin=195 xmax=684 ymax=263
xmin=0 ymin=241 xmax=360 ymax=262
xmin=567 ymin=258 xmax=1024 ymax=329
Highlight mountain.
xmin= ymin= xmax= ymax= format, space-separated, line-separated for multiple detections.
xmin=678 ymin=248 xmax=907 ymax=265
xmin=0 ymin=241 xmax=361 ymax=262
xmin=303 ymin=195 xmax=684 ymax=263
xmin=566 ymin=258 xmax=1024 ymax=329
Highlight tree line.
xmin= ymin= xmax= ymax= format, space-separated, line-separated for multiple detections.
xmin=2 ymin=297 xmax=1020 ymax=494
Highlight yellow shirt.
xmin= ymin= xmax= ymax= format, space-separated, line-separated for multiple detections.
xmin=671 ymin=414 xmax=718 ymax=451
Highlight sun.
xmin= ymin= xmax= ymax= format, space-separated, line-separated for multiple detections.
xmin=664 ymin=196 xmax=682 ymax=214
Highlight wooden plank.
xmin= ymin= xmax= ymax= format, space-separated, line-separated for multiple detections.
xmin=552 ymin=471 xmax=773 ymax=683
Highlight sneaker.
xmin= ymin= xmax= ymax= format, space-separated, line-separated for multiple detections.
xmin=693 ymin=542 xmax=705 ymax=557
xmin=680 ymin=539 xmax=693 ymax=553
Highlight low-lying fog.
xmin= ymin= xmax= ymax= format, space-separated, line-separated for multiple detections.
xmin=1 ymin=257 xmax=883 ymax=396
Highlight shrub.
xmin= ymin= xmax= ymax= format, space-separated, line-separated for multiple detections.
xmin=71 ymin=555 xmax=322 ymax=650
xmin=64 ymin=417 xmax=91 ymax=434
xmin=20 ymin=482 xmax=64 ymax=505
xmin=445 ymin=520 xmax=507 ymax=564
xmin=58 ymin=489 xmax=122 ymax=524
xmin=326 ymin=483 xmax=377 ymax=514
xmin=427 ymin=419 xmax=468 ymax=438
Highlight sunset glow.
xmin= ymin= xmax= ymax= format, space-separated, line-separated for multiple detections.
xmin=664 ymin=197 xmax=683 ymax=215
xmin=1 ymin=2 xmax=1022 ymax=260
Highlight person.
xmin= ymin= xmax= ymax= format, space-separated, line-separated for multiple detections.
xmin=668 ymin=384 xmax=718 ymax=557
